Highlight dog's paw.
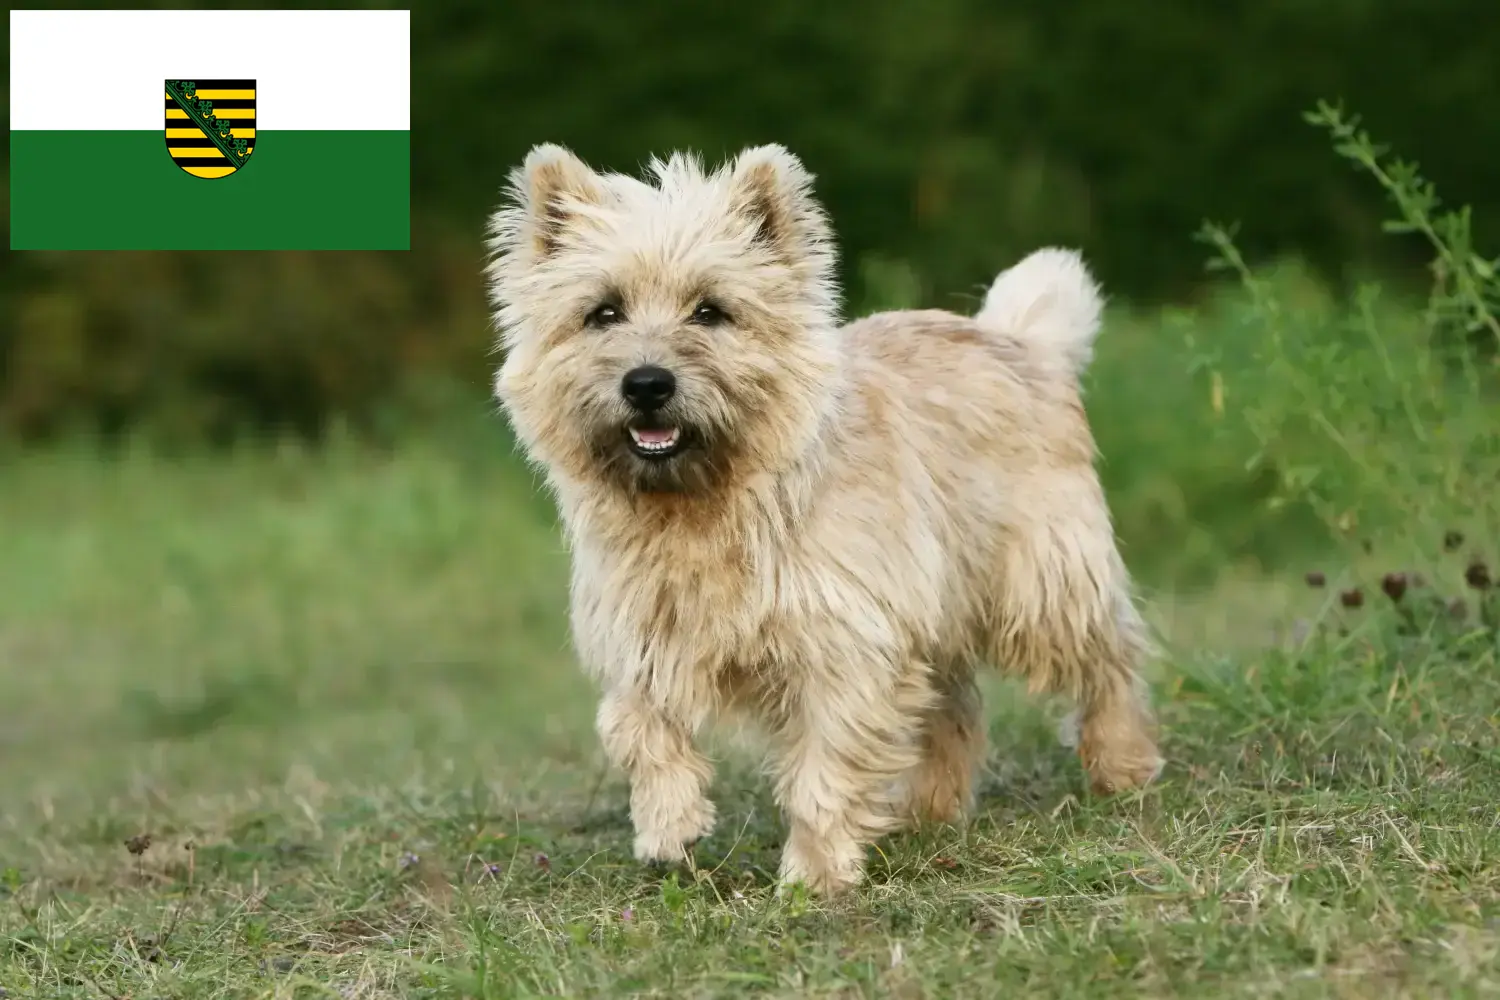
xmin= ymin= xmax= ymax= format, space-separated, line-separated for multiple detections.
xmin=1083 ymin=737 xmax=1164 ymax=795
xmin=631 ymin=796 xmax=716 ymax=863
xmin=777 ymin=836 xmax=864 ymax=897
xmin=1087 ymin=752 xmax=1164 ymax=795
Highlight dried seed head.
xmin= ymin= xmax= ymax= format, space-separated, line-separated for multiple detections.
xmin=1305 ymin=571 xmax=1327 ymax=588
xmin=1465 ymin=560 xmax=1492 ymax=591
xmin=1381 ymin=572 xmax=1408 ymax=603
xmin=1444 ymin=530 xmax=1465 ymax=552
xmin=1340 ymin=588 xmax=1365 ymax=609
xmin=124 ymin=834 xmax=152 ymax=856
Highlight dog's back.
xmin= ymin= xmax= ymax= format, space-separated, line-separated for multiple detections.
xmin=807 ymin=250 xmax=1122 ymax=671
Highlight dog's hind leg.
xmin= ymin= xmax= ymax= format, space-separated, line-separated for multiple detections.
xmin=991 ymin=470 xmax=1163 ymax=795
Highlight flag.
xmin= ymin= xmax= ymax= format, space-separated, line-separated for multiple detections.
xmin=9 ymin=9 xmax=410 ymax=251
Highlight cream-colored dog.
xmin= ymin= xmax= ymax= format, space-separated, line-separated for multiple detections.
xmin=486 ymin=143 xmax=1162 ymax=895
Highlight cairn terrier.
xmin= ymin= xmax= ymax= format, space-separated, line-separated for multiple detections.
xmin=485 ymin=143 xmax=1162 ymax=895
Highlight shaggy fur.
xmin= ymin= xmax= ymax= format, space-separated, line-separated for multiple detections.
xmin=485 ymin=143 xmax=1162 ymax=895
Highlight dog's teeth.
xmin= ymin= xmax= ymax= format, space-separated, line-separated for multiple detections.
xmin=630 ymin=427 xmax=681 ymax=451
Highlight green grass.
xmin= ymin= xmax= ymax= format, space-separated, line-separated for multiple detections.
xmin=1 ymin=401 xmax=1497 ymax=998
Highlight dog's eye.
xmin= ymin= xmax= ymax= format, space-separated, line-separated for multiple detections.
xmin=586 ymin=303 xmax=624 ymax=328
xmin=690 ymin=302 xmax=728 ymax=326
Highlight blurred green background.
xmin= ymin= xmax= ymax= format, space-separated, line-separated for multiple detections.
xmin=4 ymin=0 xmax=1499 ymax=448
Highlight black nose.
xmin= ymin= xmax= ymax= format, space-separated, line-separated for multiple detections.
xmin=621 ymin=365 xmax=677 ymax=411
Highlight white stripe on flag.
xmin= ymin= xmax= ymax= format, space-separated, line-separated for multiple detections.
xmin=9 ymin=9 xmax=410 ymax=131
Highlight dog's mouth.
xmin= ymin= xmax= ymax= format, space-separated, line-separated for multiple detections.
xmin=602 ymin=418 xmax=726 ymax=494
xmin=625 ymin=422 xmax=685 ymax=461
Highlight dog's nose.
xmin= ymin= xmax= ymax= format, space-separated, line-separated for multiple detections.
xmin=621 ymin=365 xmax=677 ymax=411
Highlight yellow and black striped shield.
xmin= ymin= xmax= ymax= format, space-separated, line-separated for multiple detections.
xmin=164 ymin=79 xmax=256 ymax=179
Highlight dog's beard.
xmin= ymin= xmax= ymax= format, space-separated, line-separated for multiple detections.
xmin=583 ymin=409 xmax=737 ymax=495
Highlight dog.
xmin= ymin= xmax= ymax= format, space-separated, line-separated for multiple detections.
xmin=485 ymin=143 xmax=1162 ymax=895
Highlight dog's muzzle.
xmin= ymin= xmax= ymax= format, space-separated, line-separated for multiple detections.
xmin=620 ymin=365 xmax=686 ymax=460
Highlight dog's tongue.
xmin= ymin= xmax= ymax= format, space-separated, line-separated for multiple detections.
xmin=636 ymin=428 xmax=676 ymax=445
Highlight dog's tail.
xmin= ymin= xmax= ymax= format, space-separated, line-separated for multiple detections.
xmin=973 ymin=248 xmax=1103 ymax=377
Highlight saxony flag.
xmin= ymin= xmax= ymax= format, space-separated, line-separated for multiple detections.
xmin=9 ymin=9 xmax=410 ymax=250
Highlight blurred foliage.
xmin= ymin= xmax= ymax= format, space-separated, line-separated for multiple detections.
xmin=3 ymin=0 xmax=1499 ymax=442
xmin=1193 ymin=104 xmax=1500 ymax=564
xmin=1 ymin=226 xmax=494 ymax=445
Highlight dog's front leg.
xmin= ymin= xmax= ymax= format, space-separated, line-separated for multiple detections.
xmin=771 ymin=655 xmax=936 ymax=896
xmin=596 ymin=686 xmax=716 ymax=864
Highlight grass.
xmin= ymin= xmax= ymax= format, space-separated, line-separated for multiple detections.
xmin=3 ymin=111 xmax=1499 ymax=998
xmin=2 ymin=406 xmax=1497 ymax=999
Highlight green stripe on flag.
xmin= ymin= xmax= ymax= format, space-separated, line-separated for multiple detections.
xmin=10 ymin=130 xmax=410 ymax=250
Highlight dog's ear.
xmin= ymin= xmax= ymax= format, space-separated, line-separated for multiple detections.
xmin=503 ymin=143 xmax=606 ymax=261
xmin=727 ymin=145 xmax=833 ymax=268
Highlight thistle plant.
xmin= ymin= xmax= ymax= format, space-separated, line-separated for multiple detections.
xmin=1191 ymin=102 xmax=1499 ymax=567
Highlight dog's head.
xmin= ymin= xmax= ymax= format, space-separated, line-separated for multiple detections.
xmin=486 ymin=144 xmax=842 ymax=497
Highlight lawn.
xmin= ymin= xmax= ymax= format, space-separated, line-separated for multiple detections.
xmin=2 ymin=355 xmax=1497 ymax=998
